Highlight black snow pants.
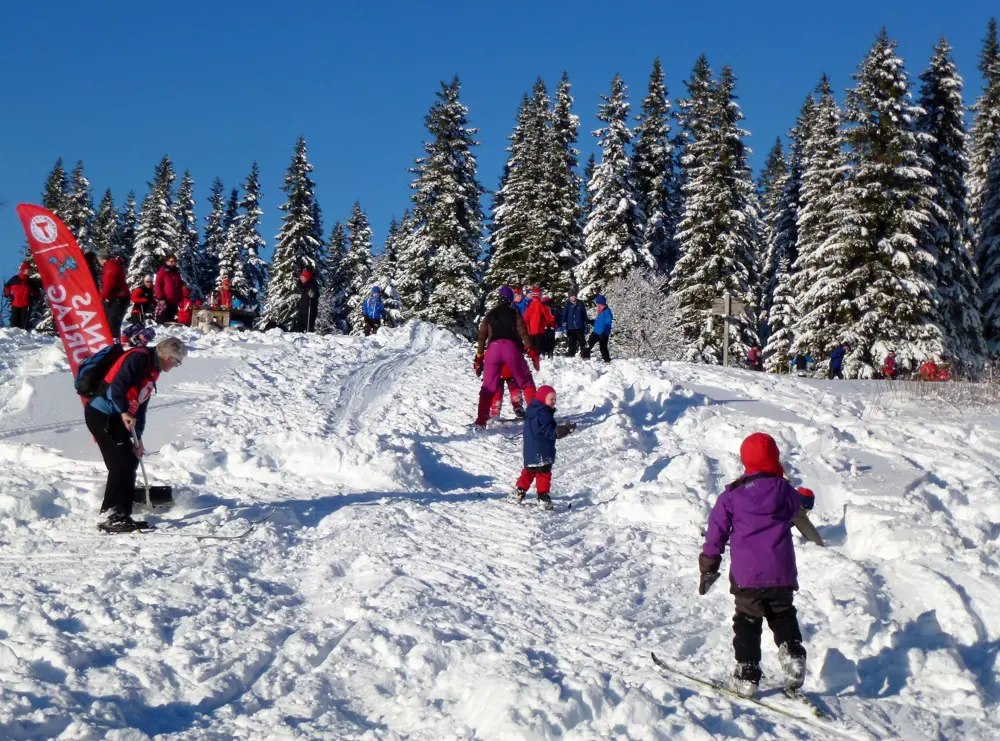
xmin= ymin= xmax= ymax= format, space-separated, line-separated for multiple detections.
xmin=585 ymin=332 xmax=611 ymax=363
xmin=565 ymin=328 xmax=586 ymax=357
xmin=731 ymin=583 xmax=803 ymax=664
xmin=9 ymin=306 xmax=29 ymax=330
xmin=104 ymin=297 xmax=129 ymax=339
xmin=85 ymin=404 xmax=139 ymax=518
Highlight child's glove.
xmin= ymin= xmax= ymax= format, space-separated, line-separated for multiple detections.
xmin=698 ymin=554 xmax=722 ymax=595
xmin=473 ymin=354 xmax=484 ymax=377
xmin=796 ymin=486 xmax=815 ymax=511
xmin=555 ymin=422 xmax=576 ymax=439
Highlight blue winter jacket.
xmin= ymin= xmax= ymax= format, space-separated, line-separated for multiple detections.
xmin=592 ymin=306 xmax=613 ymax=336
xmin=523 ymin=399 xmax=559 ymax=468
xmin=363 ymin=296 xmax=385 ymax=321
xmin=514 ymin=297 xmax=531 ymax=315
xmin=829 ymin=346 xmax=847 ymax=370
xmin=562 ymin=301 xmax=588 ymax=331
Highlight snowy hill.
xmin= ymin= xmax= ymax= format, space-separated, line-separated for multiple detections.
xmin=0 ymin=322 xmax=998 ymax=740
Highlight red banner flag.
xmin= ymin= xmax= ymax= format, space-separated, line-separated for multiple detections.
xmin=15 ymin=204 xmax=113 ymax=375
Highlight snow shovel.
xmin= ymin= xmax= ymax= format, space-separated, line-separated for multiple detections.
xmin=130 ymin=428 xmax=174 ymax=508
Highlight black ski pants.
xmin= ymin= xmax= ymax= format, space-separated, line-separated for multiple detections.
xmin=104 ymin=297 xmax=129 ymax=338
xmin=565 ymin=328 xmax=586 ymax=357
xmin=731 ymin=585 xmax=803 ymax=664
xmin=828 ymin=366 xmax=844 ymax=380
xmin=9 ymin=306 xmax=29 ymax=330
xmin=85 ymin=404 xmax=139 ymax=518
xmin=364 ymin=317 xmax=381 ymax=336
xmin=543 ymin=328 xmax=556 ymax=358
xmin=585 ymin=332 xmax=611 ymax=363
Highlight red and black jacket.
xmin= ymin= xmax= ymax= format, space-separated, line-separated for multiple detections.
xmin=4 ymin=274 xmax=40 ymax=309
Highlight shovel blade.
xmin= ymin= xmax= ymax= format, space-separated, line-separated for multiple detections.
xmin=132 ymin=486 xmax=174 ymax=508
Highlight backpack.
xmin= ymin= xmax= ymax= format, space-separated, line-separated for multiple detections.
xmin=75 ymin=344 xmax=127 ymax=398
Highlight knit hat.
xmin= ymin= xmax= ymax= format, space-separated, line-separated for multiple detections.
xmin=19 ymin=262 xmax=30 ymax=274
xmin=497 ymin=286 xmax=514 ymax=303
xmin=371 ymin=285 xmax=381 ymax=294
xmin=739 ymin=433 xmax=784 ymax=477
xmin=530 ymin=286 xmax=541 ymax=297
xmin=301 ymin=269 xmax=312 ymax=281
xmin=221 ymin=277 xmax=230 ymax=286
xmin=536 ymin=385 xmax=557 ymax=405
xmin=796 ymin=486 xmax=815 ymax=510
xmin=594 ymin=295 xmax=607 ymax=305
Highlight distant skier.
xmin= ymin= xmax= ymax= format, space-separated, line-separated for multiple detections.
xmin=561 ymin=291 xmax=588 ymax=358
xmin=154 ymin=254 xmax=184 ymax=324
xmin=472 ymin=286 xmax=539 ymax=428
xmin=3 ymin=262 xmax=40 ymax=330
xmin=523 ymin=287 xmax=554 ymax=360
xmin=882 ymin=351 xmax=898 ymax=380
xmin=747 ymin=345 xmax=763 ymax=371
xmin=97 ymin=251 xmax=130 ymax=338
xmin=541 ymin=295 xmax=558 ymax=359
xmin=698 ymin=432 xmax=816 ymax=698
xmin=512 ymin=384 xmax=576 ymax=509
xmin=129 ymin=276 xmax=156 ymax=324
xmin=583 ymin=295 xmax=613 ymax=363
xmin=295 ymin=269 xmax=319 ymax=332
xmin=177 ymin=287 xmax=195 ymax=326
xmin=363 ymin=286 xmax=387 ymax=336
xmin=85 ymin=336 xmax=187 ymax=533
xmin=919 ymin=359 xmax=941 ymax=382
xmin=828 ymin=342 xmax=849 ymax=380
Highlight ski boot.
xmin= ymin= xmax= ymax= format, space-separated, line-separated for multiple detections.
xmin=731 ymin=661 xmax=761 ymax=698
xmin=778 ymin=641 xmax=807 ymax=690
xmin=508 ymin=488 xmax=527 ymax=505
xmin=537 ymin=493 xmax=554 ymax=511
xmin=98 ymin=513 xmax=152 ymax=534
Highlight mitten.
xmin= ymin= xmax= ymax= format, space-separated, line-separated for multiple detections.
xmin=555 ymin=422 xmax=576 ymax=439
xmin=473 ymin=354 xmax=484 ymax=377
xmin=698 ymin=553 xmax=722 ymax=596
xmin=796 ymin=486 xmax=815 ymax=511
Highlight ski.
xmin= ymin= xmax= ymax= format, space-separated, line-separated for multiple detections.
xmin=650 ymin=653 xmax=838 ymax=729
xmin=783 ymin=687 xmax=829 ymax=719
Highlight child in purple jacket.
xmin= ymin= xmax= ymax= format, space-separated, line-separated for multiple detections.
xmin=698 ymin=432 xmax=817 ymax=698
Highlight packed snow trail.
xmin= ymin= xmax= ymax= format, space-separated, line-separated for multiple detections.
xmin=0 ymin=324 xmax=999 ymax=739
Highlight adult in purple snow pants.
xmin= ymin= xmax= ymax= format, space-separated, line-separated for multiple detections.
xmin=473 ymin=286 xmax=539 ymax=427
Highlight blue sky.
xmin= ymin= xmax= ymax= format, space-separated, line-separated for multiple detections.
xmin=0 ymin=0 xmax=996 ymax=276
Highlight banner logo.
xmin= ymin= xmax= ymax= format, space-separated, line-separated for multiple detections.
xmin=30 ymin=215 xmax=59 ymax=244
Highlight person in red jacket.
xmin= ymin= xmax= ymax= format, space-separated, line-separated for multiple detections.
xmin=97 ymin=250 xmax=130 ymax=338
xmin=3 ymin=263 xmax=40 ymax=330
xmin=154 ymin=254 xmax=184 ymax=323
xmin=523 ymin=287 xmax=554 ymax=359
xmin=883 ymin=351 xmax=898 ymax=380
xmin=176 ymin=287 xmax=195 ymax=326
xmin=919 ymin=359 xmax=940 ymax=382
xmin=217 ymin=277 xmax=233 ymax=309
xmin=130 ymin=276 xmax=155 ymax=324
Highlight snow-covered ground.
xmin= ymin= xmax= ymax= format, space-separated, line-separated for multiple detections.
xmin=0 ymin=322 xmax=998 ymax=740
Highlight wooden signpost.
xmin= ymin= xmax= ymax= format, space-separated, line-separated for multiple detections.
xmin=710 ymin=291 xmax=746 ymax=367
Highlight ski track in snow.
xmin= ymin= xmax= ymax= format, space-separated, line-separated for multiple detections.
xmin=0 ymin=324 xmax=999 ymax=739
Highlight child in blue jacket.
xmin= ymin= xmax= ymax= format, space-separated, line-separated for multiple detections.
xmin=584 ymin=295 xmax=613 ymax=363
xmin=513 ymin=385 xmax=576 ymax=509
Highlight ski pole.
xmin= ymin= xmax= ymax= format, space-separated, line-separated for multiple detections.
xmin=640 ymin=329 xmax=662 ymax=363
xmin=130 ymin=427 xmax=152 ymax=508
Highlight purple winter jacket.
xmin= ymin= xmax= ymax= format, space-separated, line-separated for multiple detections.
xmin=702 ymin=473 xmax=800 ymax=589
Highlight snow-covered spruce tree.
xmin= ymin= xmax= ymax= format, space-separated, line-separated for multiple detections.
xmin=829 ymin=30 xmax=941 ymax=372
xmin=970 ymin=19 xmax=1000 ymax=238
xmin=64 ymin=160 xmax=96 ymax=251
xmin=236 ymin=163 xmax=269 ymax=309
xmin=549 ymin=73 xmax=585 ymax=288
xmin=632 ymin=58 xmax=677 ymax=272
xmin=763 ymin=97 xmax=812 ymax=371
xmin=217 ymin=185 xmax=251 ymax=301
xmin=262 ymin=137 xmax=322 ymax=328
xmin=753 ymin=138 xmax=788 ymax=345
xmin=93 ymin=189 xmax=117 ymax=256
xmin=128 ymin=155 xmax=179 ymax=285
xmin=371 ymin=216 xmax=404 ymax=325
xmin=403 ymin=77 xmax=485 ymax=335
xmin=918 ymin=38 xmax=987 ymax=363
xmin=580 ymin=153 xmax=596 ymax=229
xmin=173 ymin=171 xmax=201 ymax=295
xmin=344 ymin=202 xmax=375 ymax=334
xmin=669 ymin=63 xmax=760 ymax=364
xmin=791 ymin=78 xmax=851 ymax=362
xmin=42 ymin=158 xmax=69 ymax=217
xmin=200 ymin=178 xmax=226 ymax=295
xmin=316 ymin=221 xmax=349 ymax=334
xmin=601 ymin=268 xmax=684 ymax=360
xmin=980 ymin=150 xmax=1000 ymax=350
xmin=112 ymin=191 xmax=138 ymax=263
xmin=577 ymin=74 xmax=652 ymax=298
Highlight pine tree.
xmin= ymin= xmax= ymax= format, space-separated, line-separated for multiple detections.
xmin=402 ymin=77 xmax=485 ymax=335
xmin=549 ymin=73 xmax=586 ymax=289
xmin=632 ymin=58 xmax=677 ymax=272
xmin=316 ymin=221 xmax=350 ymax=334
xmin=344 ymin=202 xmax=375 ymax=334
xmin=112 ymin=191 xmax=138 ymax=263
xmin=580 ymin=153 xmax=596 ymax=223
xmin=128 ymin=155 xmax=179 ymax=285
xmin=42 ymin=158 xmax=69 ymax=218
xmin=763 ymin=97 xmax=812 ymax=371
xmin=970 ymin=19 xmax=1000 ymax=236
xmin=263 ymin=137 xmax=321 ymax=328
xmin=201 ymin=178 xmax=226 ymax=294
xmin=93 ymin=189 xmax=117 ymax=255
xmin=217 ymin=185 xmax=250 ymax=300
xmin=669 ymin=63 xmax=760 ymax=363
xmin=173 ymin=171 xmax=201 ymax=295
xmin=980 ymin=150 xmax=1000 ymax=349
xmin=64 ymin=160 xmax=96 ymax=251
xmin=753 ymin=138 xmax=788 ymax=345
xmin=372 ymin=215 xmax=404 ymax=324
xmin=918 ymin=38 xmax=987 ymax=362
xmin=237 ymin=163 xmax=269 ymax=308
xmin=577 ymin=74 xmax=651 ymax=298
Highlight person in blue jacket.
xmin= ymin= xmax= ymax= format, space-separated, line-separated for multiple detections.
xmin=512 ymin=384 xmax=576 ymax=509
xmin=512 ymin=287 xmax=531 ymax=316
xmin=561 ymin=291 xmax=589 ymax=358
xmin=828 ymin=342 xmax=850 ymax=380
xmin=363 ymin=286 xmax=388 ymax=336
xmin=584 ymin=295 xmax=613 ymax=363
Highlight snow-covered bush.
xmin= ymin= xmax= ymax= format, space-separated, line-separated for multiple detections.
xmin=601 ymin=269 xmax=683 ymax=361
